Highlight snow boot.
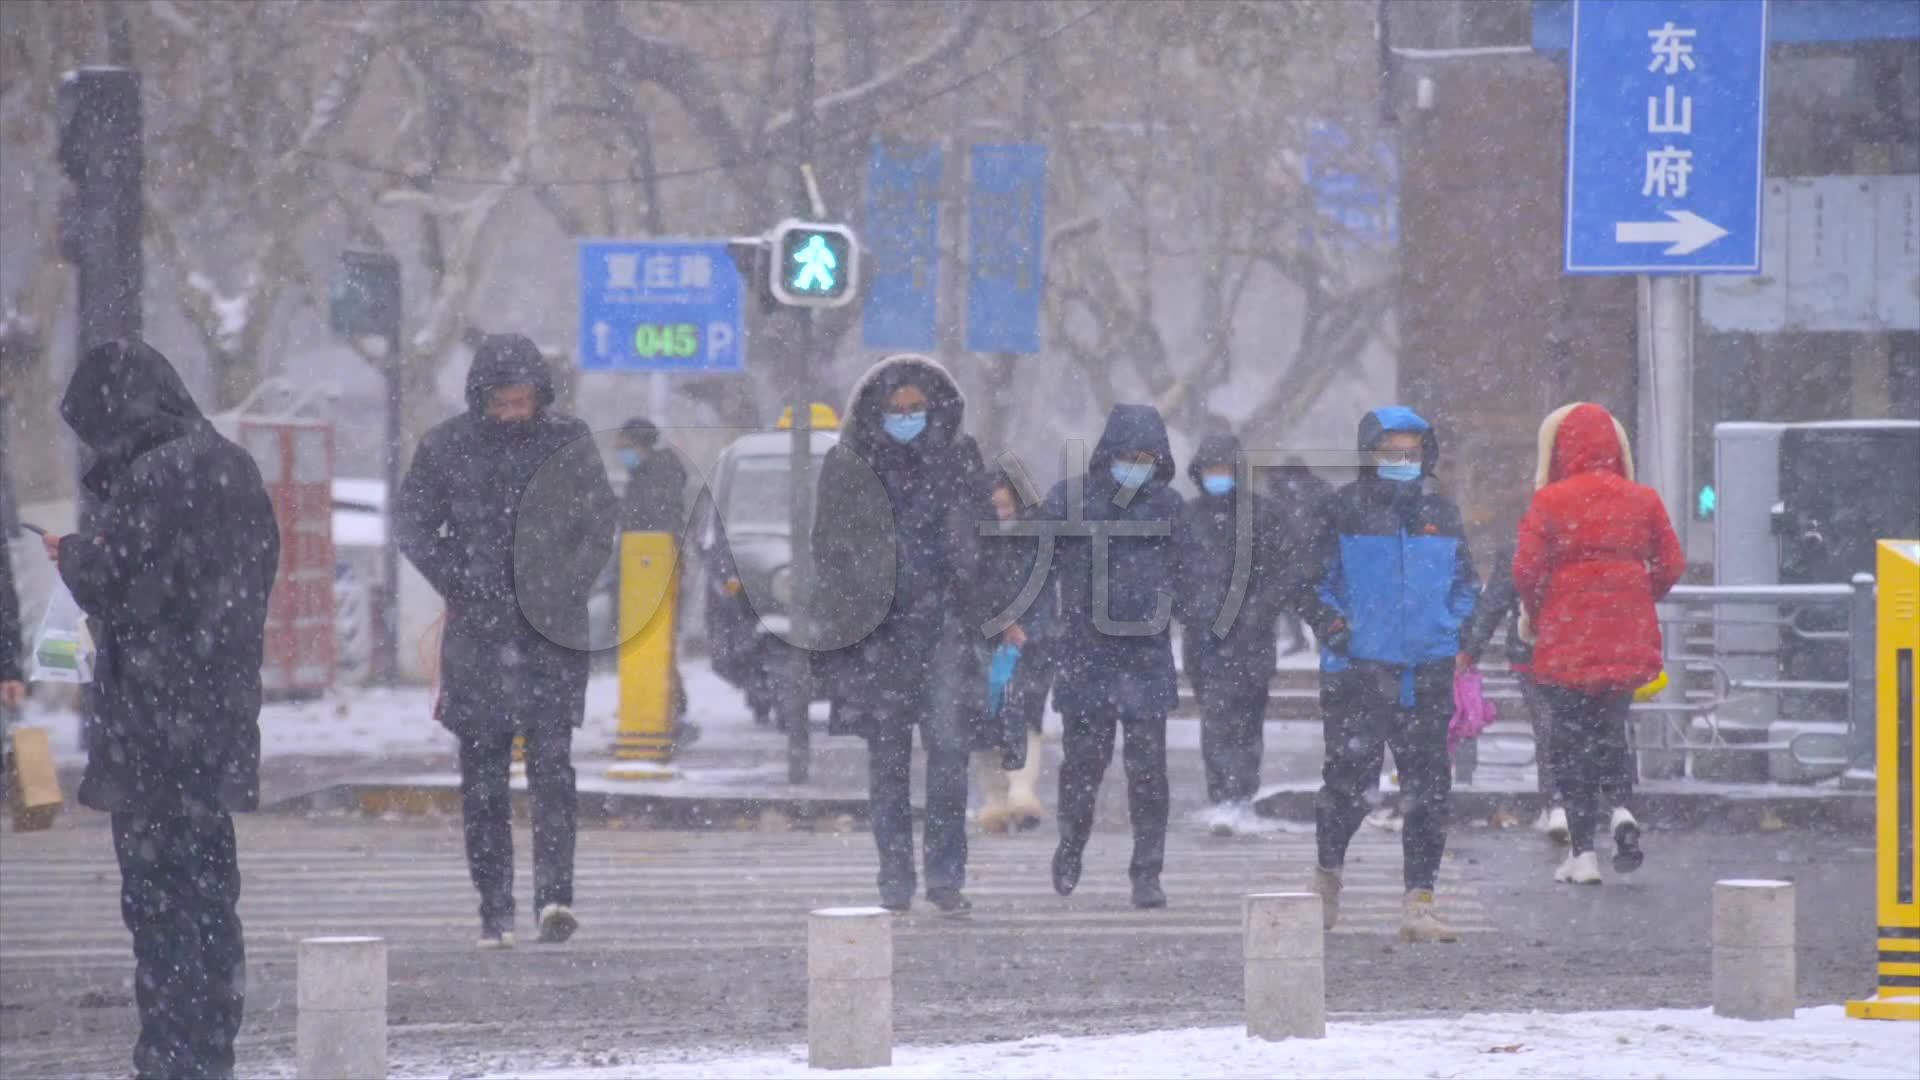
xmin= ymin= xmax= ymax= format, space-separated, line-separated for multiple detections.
xmin=537 ymin=904 xmax=578 ymax=944
xmin=1206 ymin=802 xmax=1239 ymax=837
xmin=1554 ymin=850 xmax=1602 ymax=885
xmin=1005 ymin=732 xmax=1047 ymax=830
xmin=1399 ymin=890 xmax=1459 ymax=943
xmin=1131 ymin=877 xmax=1168 ymax=910
xmin=477 ymin=916 xmax=516 ymax=950
xmin=1312 ymin=866 xmax=1343 ymax=931
xmin=1051 ymin=844 xmax=1083 ymax=897
xmin=1611 ymin=807 xmax=1644 ymax=874
xmin=971 ymin=751 xmax=1012 ymax=834
xmin=927 ymin=888 xmax=973 ymax=918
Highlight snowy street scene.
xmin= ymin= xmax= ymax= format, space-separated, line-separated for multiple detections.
xmin=3 ymin=1 xmax=1919 ymax=1079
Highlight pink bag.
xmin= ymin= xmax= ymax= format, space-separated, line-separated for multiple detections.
xmin=1448 ymin=668 xmax=1498 ymax=757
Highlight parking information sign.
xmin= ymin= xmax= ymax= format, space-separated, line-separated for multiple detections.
xmin=577 ymin=240 xmax=745 ymax=372
xmin=1564 ymin=0 xmax=1768 ymax=274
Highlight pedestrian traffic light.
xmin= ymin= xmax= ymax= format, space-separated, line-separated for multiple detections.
xmin=768 ymin=219 xmax=858 ymax=308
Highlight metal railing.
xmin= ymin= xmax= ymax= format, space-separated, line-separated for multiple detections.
xmin=1468 ymin=578 xmax=1874 ymax=781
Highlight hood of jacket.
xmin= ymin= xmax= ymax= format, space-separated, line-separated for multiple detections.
xmin=839 ymin=352 xmax=967 ymax=460
xmin=61 ymin=338 xmax=204 ymax=458
xmin=465 ymin=333 xmax=555 ymax=415
xmin=1356 ymin=405 xmax=1437 ymax=479
xmin=1537 ymin=401 xmax=1634 ymax=488
xmin=1187 ymin=431 xmax=1242 ymax=489
xmin=1091 ymin=404 xmax=1176 ymax=489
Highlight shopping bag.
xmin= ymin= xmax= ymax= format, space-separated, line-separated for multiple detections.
xmin=6 ymin=725 xmax=63 ymax=832
xmin=1448 ymin=668 xmax=1498 ymax=757
xmin=28 ymin=577 xmax=94 ymax=684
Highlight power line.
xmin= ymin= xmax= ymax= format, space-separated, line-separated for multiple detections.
xmin=293 ymin=4 xmax=1108 ymax=189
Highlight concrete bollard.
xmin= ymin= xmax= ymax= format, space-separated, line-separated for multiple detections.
xmin=1712 ymin=880 xmax=1796 ymax=1020
xmin=297 ymin=936 xmax=388 ymax=1080
xmin=807 ymin=907 xmax=893 ymax=1069
xmin=1243 ymin=892 xmax=1326 ymax=1041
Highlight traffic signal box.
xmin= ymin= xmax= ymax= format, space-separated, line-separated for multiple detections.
xmin=1850 ymin=540 xmax=1920 ymax=1022
xmin=769 ymin=220 xmax=858 ymax=308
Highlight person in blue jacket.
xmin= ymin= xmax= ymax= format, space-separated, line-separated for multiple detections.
xmin=1042 ymin=404 xmax=1184 ymax=909
xmin=1301 ymin=406 xmax=1479 ymax=943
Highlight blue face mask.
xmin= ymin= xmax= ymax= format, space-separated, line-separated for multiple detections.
xmin=1110 ymin=460 xmax=1154 ymax=489
xmin=1378 ymin=462 xmax=1423 ymax=483
xmin=883 ymin=411 xmax=927 ymax=443
xmin=618 ymin=448 xmax=644 ymax=470
xmin=1201 ymin=474 xmax=1235 ymax=497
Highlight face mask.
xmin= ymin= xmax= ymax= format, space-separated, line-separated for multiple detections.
xmin=883 ymin=411 xmax=927 ymax=443
xmin=1201 ymin=474 xmax=1235 ymax=497
xmin=618 ymin=448 xmax=644 ymax=470
xmin=1110 ymin=460 xmax=1154 ymax=489
xmin=1378 ymin=462 xmax=1423 ymax=483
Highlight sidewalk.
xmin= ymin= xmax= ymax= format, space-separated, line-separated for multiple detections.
xmin=445 ymin=1005 xmax=1912 ymax=1079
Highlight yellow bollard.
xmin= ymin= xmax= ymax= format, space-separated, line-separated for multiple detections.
xmin=611 ymin=531 xmax=678 ymax=779
xmin=1849 ymin=540 xmax=1920 ymax=1022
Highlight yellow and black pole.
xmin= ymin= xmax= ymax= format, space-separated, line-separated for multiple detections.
xmin=1849 ymin=539 xmax=1920 ymax=1022
xmin=608 ymin=531 xmax=679 ymax=781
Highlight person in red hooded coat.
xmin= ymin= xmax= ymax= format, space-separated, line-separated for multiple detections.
xmin=1513 ymin=402 xmax=1684 ymax=885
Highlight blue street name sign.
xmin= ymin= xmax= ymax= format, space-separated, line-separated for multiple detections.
xmin=966 ymin=144 xmax=1047 ymax=355
xmin=1565 ymin=0 xmax=1768 ymax=275
xmin=577 ymin=240 xmax=745 ymax=372
xmin=862 ymin=141 xmax=942 ymax=351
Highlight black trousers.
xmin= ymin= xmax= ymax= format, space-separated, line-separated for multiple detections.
xmin=1538 ymin=685 xmax=1634 ymax=855
xmin=458 ymin=722 xmax=577 ymax=925
xmin=1058 ymin=710 xmax=1170 ymax=884
xmin=1199 ymin=687 xmax=1266 ymax=805
xmin=111 ymin=810 xmax=245 ymax=1080
xmin=868 ymin=717 xmax=970 ymax=903
xmin=1315 ymin=668 xmax=1452 ymax=891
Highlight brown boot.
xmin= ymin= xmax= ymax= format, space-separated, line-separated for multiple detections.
xmin=1312 ymin=866 xmax=1343 ymax=932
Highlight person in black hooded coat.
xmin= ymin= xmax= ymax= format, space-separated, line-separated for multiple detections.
xmin=396 ymin=333 xmax=618 ymax=947
xmin=50 ymin=338 xmax=279 ymax=1080
xmin=1041 ymin=404 xmax=1184 ymax=909
xmin=1177 ymin=432 xmax=1288 ymax=832
xmin=810 ymin=353 xmax=994 ymax=915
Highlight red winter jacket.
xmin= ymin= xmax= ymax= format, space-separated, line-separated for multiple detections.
xmin=1513 ymin=403 xmax=1685 ymax=693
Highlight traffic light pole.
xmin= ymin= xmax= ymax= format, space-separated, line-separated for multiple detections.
xmin=786 ymin=309 xmax=815 ymax=784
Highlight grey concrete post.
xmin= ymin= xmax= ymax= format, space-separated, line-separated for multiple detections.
xmin=1712 ymin=880 xmax=1796 ymax=1020
xmin=808 ymin=907 xmax=893 ymax=1069
xmin=1244 ymin=892 xmax=1325 ymax=1040
xmin=297 ymin=936 xmax=388 ymax=1080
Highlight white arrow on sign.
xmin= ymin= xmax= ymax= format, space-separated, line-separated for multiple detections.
xmin=592 ymin=320 xmax=611 ymax=358
xmin=1613 ymin=210 xmax=1729 ymax=256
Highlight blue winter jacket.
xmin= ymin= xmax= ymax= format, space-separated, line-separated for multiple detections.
xmin=1303 ymin=408 xmax=1480 ymax=699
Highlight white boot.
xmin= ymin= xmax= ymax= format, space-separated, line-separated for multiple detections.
xmin=1553 ymin=850 xmax=1602 ymax=885
xmin=972 ymin=751 xmax=1011 ymax=834
xmin=1545 ymin=806 xmax=1570 ymax=845
xmin=1004 ymin=731 xmax=1046 ymax=829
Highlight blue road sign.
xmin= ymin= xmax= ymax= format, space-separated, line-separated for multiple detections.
xmin=1565 ymin=0 xmax=1768 ymax=275
xmin=577 ymin=240 xmax=745 ymax=372
xmin=862 ymin=141 xmax=942 ymax=351
xmin=966 ymin=144 xmax=1046 ymax=355
xmin=1306 ymin=120 xmax=1399 ymax=251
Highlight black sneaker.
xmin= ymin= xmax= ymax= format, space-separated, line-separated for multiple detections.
xmin=880 ymin=894 xmax=913 ymax=914
xmin=1131 ymin=878 xmax=1168 ymax=909
xmin=1612 ymin=817 xmax=1644 ymax=874
xmin=1051 ymin=845 xmax=1082 ymax=897
xmin=927 ymin=888 xmax=972 ymax=918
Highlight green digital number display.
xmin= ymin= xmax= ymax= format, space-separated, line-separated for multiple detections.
xmin=634 ymin=323 xmax=699 ymax=359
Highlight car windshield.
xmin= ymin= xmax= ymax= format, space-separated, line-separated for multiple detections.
xmin=723 ymin=456 xmax=794 ymax=531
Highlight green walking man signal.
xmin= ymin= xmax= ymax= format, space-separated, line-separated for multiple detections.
xmin=769 ymin=219 xmax=859 ymax=308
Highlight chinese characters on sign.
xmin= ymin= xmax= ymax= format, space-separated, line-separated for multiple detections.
xmin=1564 ymin=0 xmax=1768 ymax=274
xmin=577 ymin=240 xmax=744 ymax=373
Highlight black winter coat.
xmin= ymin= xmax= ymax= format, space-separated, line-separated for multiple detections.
xmin=980 ymin=491 xmax=1058 ymax=741
xmin=1460 ymin=546 xmax=1531 ymax=669
xmin=1178 ymin=433 xmax=1287 ymax=705
xmin=57 ymin=340 xmax=279 ymax=814
xmin=810 ymin=354 xmax=995 ymax=747
xmin=1 ymin=532 xmax=19 ymax=684
xmin=621 ymin=449 xmax=689 ymax=535
xmin=396 ymin=335 xmax=618 ymax=735
xmin=1041 ymin=404 xmax=1184 ymax=718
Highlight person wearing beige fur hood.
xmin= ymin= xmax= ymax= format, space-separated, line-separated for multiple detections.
xmin=1513 ymin=402 xmax=1684 ymax=886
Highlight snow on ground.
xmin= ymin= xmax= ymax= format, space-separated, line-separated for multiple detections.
xmin=464 ymin=1006 xmax=1913 ymax=1080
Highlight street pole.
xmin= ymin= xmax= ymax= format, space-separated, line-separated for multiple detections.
xmin=1636 ymin=272 xmax=1695 ymax=781
xmin=785 ymin=0 xmax=818 ymax=784
xmin=382 ymin=332 xmax=403 ymax=686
